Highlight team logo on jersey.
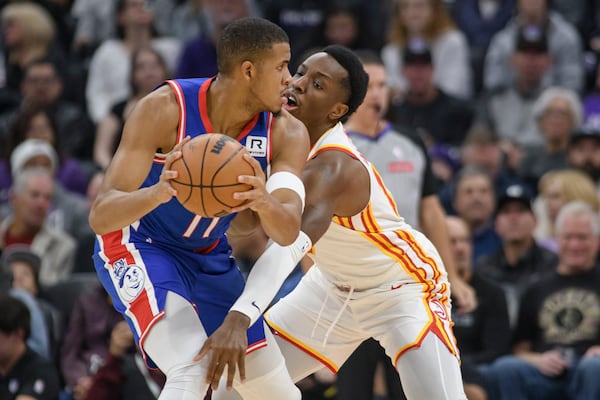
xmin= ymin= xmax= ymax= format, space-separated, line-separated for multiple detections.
xmin=245 ymin=136 xmax=267 ymax=157
xmin=113 ymin=258 xmax=146 ymax=302
xmin=430 ymin=299 xmax=449 ymax=321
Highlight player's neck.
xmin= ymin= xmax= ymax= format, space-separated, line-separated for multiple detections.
xmin=306 ymin=121 xmax=339 ymax=146
xmin=207 ymin=76 xmax=257 ymax=136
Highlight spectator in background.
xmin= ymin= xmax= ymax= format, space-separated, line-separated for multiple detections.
xmin=0 ymin=2 xmax=66 ymax=95
xmin=452 ymin=166 xmax=502 ymax=263
xmin=1 ymin=245 xmax=63 ymax=362
xmin=60 ymin=285 xmax=123 ymax=400
xmin=84 ymin=320 xmax=166 ymax=400
xmin=174 ymin=0 xmax=254 ymax=79
xmin=0 ymin=59 xmax=95 ymax=163
xmin=1 ymin=105 xmax=91 ymax=197
xmin=534 ymin=168 xmax=600 ymax=253
xmin=484 ymin=0 xmax=583 ymax=93
xmin=452 ymin=0 xmax=516 ymax=94
xmin=0 ymin=253 xmax=51 ymax=361
xmin=438 ymin=124 xmax=524 ymax=215
xmin=164 ymin=0 xmax=207 ymax=43
xmin=486 ymin=201 xmax=600 ymax=400
xmin=478 ymin=24 xmax=553 ymax=149
xmin=70 ymin=0 xmax=116 ymax=57
xmin=85 ymin=0 xmax=181 ymax=123
xmin=94 ymin=47 xmax=169 ymax=170
xmin=0 ymin=294 xmax=60 ymax=400
xmin=260 ymin=0 xmax=328 ymax=69
xmin=312 ymin=2 xmax=371 ymax=50
xmin=517 ymin=86 xmax=581 ymax=190
xmin=566 ymin=126 xmax=600 ymax=190
xmin=1 ymin=139 xmax=91 ymax=246
xmin=446 ymin=215 xmax=510 ymax=400
xmin=582 ymin=60 xmax=600 ymax=127
xmin=0 ymin=166 xmax=76 ymax=286
xmin=389 ymin=38 xmax=473 ymax=148
xmin=477 ymin=184 xmax=558 ymax=327
xmin=382 ymin=0 xmax=472 ymax=100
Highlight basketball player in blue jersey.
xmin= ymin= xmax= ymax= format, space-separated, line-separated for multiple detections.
xmin=209 ymin=45 xmax=467 ymax=400
xmin=88 ymin=17 xmax=309 ymax=400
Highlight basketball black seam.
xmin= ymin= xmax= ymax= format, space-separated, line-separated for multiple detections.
xmin=210 ymin=145 xmax=247 ymax=208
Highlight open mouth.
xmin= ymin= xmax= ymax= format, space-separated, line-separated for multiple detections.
xmin=283 ymin=92 xmax=299 ymax=111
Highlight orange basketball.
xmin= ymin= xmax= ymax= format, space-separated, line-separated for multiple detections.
xmin=169 ymin=133 xmax=253 ymax=217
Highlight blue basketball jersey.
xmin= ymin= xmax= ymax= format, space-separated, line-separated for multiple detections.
xmin=93 ymin=78 xmax=274 ymax=367
xmin=136 ymin=78 xmax=274 ymax=252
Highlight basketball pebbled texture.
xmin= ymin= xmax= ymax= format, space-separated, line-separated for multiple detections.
xmin=169 ymin=133 xmax=253 ymax=217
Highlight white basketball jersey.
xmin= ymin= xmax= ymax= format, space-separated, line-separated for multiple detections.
xmin=308 ymin=122 xmax=449 ymax=294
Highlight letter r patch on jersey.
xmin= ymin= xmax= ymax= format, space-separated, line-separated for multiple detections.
xmin=246 ymin=136 xmax=267 ymax=157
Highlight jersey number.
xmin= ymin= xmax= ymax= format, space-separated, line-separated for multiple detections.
xmin=182 ymin=215 xmax=220 ymax=238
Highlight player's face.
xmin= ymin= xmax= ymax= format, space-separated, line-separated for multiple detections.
xmin=250 ymin=42 xmax=292 ymax=113
xmin=283 ymin=52 xmax=350 ymax=127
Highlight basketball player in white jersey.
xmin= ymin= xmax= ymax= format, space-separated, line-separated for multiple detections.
xmin=203 ymin=45 xmax=466 ymax=399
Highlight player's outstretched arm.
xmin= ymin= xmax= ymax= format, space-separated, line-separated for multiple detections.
xmin=230 ymin=111 xmax=310 ymax=246
xmin=195 ymin=151 xmax=368 ymax=391
xmin=89 ymin=86 xmax=184 ymax=235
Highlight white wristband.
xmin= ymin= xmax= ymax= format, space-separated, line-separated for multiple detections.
xmin=231 ymin=230 xmax=312 ymax=325
xmin=266 ymin=171 xmax=305 ymax=211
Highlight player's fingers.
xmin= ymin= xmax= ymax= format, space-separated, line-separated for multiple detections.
xmin=242 ymin=153 xmax=263 ymax=176
xmin=238 ymin=352 xmax=246 ymax=383
xmin=210 ymin=361 xmax=227 ymax=390
xmin=226 ymin=360 xmax=237 ymax=390
xmin=164 ymin=150 xmax=183 ymax=168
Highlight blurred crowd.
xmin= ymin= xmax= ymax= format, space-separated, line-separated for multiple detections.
xmin=2 ymin=0 xmax=600 ymax=400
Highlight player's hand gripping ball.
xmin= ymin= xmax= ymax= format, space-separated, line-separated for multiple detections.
xmin=170 ymin=133 xmax=253 ymax=217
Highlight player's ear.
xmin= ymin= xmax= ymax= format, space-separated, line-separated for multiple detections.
xmin=241 ymin=60 xmax=254 ymax=81
xmin=329 ymin=103 xmax=349 ymax=121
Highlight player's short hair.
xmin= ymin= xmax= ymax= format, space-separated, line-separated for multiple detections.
xmin=217 ymin=17 xmax=289 ymax=75
xmin=0 ymin=295 xmax=31 ymax=340
xmin=322 ymin=45 xmax=369 ymax=119
xmin=353 ymin=49 xmax=384 ymax=67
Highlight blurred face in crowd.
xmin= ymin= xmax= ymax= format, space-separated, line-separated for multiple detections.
xmin=324 ymin=11 xmax=358 ymax=47
xmin=557 ymin=213 xmax=599 ymax=273
xmin=568 ymin=138 xmax=600 ymax=182
xmin=512 ymin=50 xmax=551 ymax=88
xmin=461 ymin=141 xmax=502 ymax=178
xmin=453 ymin=174 xmax=495 ymax=229
xmin=119 ymin=0 xmax=154 ymax=29
xmin=351 ymin=63 xmax=388 ymax=124
xmin=11 ymin=172 xmax=54 ymax=231
xmin=542 ymin=178 xmax=565 ymax=223
xmin=398 ymin=0 xmax=432 ymax=35
xmin=539 ymin=97 xmax=575 ymax=144
xmin=132 ymin=49 xmax=168 ymax=96
xmin=403 ymin=62 xmax=433 ymax=96
xmin=446 ymin=216 xmax=472 ymax=275
xmin=25 ymin=112 xmax=55 ymax=145
xmin=1 ymin=16 xmax=23 ymax=48
xmin=9 ymin=261 xmax=38 ymax=297
xmin=21 ymin=63 xmax=62 ymax=106
xmin=495 ymin=201 xmax=536 ymax=244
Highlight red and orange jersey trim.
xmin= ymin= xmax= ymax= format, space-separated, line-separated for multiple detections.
xmin=266 ymin=315 xmax=339 ymax=373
